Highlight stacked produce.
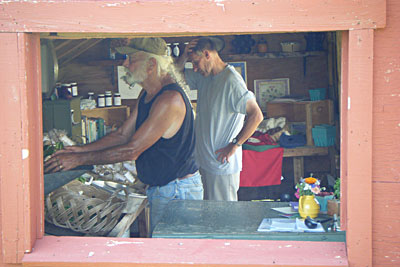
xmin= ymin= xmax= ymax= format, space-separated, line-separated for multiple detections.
xmin=43 ymin=129 xmax=144 ymax=190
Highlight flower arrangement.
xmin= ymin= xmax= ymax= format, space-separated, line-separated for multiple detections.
xmin=295 ymin=177 xmax=322 ymax=198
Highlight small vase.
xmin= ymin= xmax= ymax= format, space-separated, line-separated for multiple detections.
xmin=299 ymin=195 xmax=320 ymax=219
xmin=315 ymin=194 xmax=334 ymax=212
xmin=327 ymin=199 xmax=340 ymax=216
xmin=257 ymin=38 xmax=267 ymax=53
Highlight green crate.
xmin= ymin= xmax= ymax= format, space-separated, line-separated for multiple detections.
xmin=309 ymin=88 xmax=326 ymax=101
xmin=312 ymin=124 xmax=336 ymax=146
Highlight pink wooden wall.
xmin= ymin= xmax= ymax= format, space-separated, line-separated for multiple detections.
xmin=0 ymin=0 xmax=398 ymax=266
xmin=0 ymin=1 xmax=385 ymax=33
xmin=0 ymin=33 xmax=43 ymax=263
xmin=371 ymin=1 xmax=400 ymax=264
xmin=346 ymin=28 xmax=374 ymax=267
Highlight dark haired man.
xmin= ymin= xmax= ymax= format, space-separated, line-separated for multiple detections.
xmin=178 ymin=37 xmax=263 ymax=201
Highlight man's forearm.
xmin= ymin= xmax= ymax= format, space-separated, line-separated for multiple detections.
xmin=234 ymin=109 xmax=263 ymax=145
xmin=78 ymin=130 xmax=129 ymax=153
xmin=175 ymin=51 xmax=188 ymax=71
xmin=234 ymin=119 xmax=259 ymax=145
xmin=79 ymin=142 xmax=140 ymax=166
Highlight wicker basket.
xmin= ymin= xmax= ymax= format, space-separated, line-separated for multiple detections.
xmin=45 ymin=180 xmax=127 ymax=236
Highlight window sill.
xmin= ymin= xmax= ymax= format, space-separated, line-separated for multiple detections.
xmin=23 ymin=236 xmax=348 ymax=267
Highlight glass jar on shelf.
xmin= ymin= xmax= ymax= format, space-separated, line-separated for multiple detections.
xmin=88 ymin=92 xmax=95 ymax=100
xmin=97 ymin=94 xmax=105 ymax=108
xmin=105 ymin=91 xmax=113 ymax=107
xmin=70 ymin=82 xmax=78 ymax=97
xmin=257 ymin=38 xmax=268 ymax=53
xmin=113 ymin=93 xmax=122 ymax=106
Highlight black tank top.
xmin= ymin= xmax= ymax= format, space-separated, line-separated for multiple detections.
xmin=135 ymin=83 xmax=198 ymax=186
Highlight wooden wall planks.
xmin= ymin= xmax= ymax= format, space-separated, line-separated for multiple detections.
xmin=371 ymin=0 xmax=400 ymax=265
xmin=1 ymin=0 xmax=399 ymax=266
xmin=372 ymin=183 xmax=400 ymax=265
xmin=0 ymin=0 xmax=386 ymax=33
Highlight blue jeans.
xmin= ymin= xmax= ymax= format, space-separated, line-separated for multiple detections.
xmin=146 ymin=171 xmax=203 ymax=235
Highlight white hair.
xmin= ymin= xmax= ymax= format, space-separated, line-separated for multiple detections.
xmin=141 ymin=51 xmax=192 ymax=106
xmin=141 ymin=51 xmax=191 ymax=103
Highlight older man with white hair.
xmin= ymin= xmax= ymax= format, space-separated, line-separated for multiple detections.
xmin=45 ymin=38 xmax=203 ymax=234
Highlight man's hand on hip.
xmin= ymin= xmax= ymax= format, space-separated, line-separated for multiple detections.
xmin=215 ymin=143 xmax=238 ymax=164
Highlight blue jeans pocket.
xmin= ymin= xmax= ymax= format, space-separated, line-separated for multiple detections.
xmin=177 ymin=173 xmax=203 ymax=200
xmin=184 ymin=188 xmax=203 ymax=200
xmin=147 ymin=182 xmax=176 ymax=202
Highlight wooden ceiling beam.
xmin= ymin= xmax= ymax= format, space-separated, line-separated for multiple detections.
xmin=59 ymin=39 xmax=103 ymax=66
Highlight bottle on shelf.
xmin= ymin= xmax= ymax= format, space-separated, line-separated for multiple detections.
xmin=257 ymin=38 xmax=268 ymax=53
xmin=71 ymin=82 xmax=78 ymax=97
xmin=105 ymin=91 xmax=113 ymax=107
xmin=88 ymin=92 xmax=95 ymax=100
xmin=97 ymin=94 xmax=105 ymax=108
xmin=113 ymin=93 xmax=122 ymax=106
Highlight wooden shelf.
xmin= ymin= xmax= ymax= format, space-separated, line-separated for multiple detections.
xmin=283 ymin=146 xmax=328 ymax=157
xmin=266 ymin=100 xmax=334 ymax=146
xmin=81 ymin=105 xmax=130 ymax=127
xmin=221 ymin=51 xmax=326 ymax=61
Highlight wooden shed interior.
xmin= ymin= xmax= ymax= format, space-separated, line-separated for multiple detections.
xmin=41 ymin=31 xmax=341 ymax=236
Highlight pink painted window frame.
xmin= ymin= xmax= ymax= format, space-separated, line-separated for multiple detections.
xmin=0 ymin=1 xmax=381 ymax=265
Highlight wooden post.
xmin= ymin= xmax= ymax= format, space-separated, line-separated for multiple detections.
xmin=339 ymin=31 xmax=348 ymax=231
xmin=293 ymin=157 xmax=304 ymax=184
xmin=346 ymin=29 xmax=373 ymax=267
xmin=0 ymin=32 xmax=43 ymax=263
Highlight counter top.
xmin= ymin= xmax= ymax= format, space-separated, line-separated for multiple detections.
xmin=153 ymin=200 xmax=345 ymax=242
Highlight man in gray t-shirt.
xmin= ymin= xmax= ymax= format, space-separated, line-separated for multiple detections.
xmin=178 ymin=37 xmax=263 ymax=201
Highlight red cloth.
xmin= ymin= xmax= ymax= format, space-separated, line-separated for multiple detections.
xmin=245 ymin=131 xmax=277 ymax=146
xmin=240 ymin=147 xmax=284 ymax=187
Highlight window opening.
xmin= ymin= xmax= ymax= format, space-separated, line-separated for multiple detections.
xmin=41 ymin=31 xmax=342 ymax=240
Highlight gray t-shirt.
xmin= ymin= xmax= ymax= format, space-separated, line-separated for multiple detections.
xmin=185 ymin=65 xmax=255 ymax=175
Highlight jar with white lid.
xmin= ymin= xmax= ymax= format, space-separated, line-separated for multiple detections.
xmin=97 ymin=94 xmax=105 ymax=108
xmin=105 ymin=91 xmax=113 ymax=107
xmin=70 ymin=82 xmax=78 ymax=97
xmin=113 ymin=93 xmax=122 ymax=106
xmin=88 ymin=92 xmax=95 ymax=100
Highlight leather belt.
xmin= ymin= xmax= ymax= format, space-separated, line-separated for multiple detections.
xmin=178 ymin=171 xmax=198 ymax=180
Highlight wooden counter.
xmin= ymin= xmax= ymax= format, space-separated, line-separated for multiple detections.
xmin=152 ymin=200 xmax=345 ymax=242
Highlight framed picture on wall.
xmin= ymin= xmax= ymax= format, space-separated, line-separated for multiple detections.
xmin=254 ymin=78 xmax=290 ymax=111
xmin=228 ymin=61 xmax=247 ymax=85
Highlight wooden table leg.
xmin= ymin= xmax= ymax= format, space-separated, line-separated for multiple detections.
xmin=138 ymin=203 xmax=151 ymax=238
xmin=109 ymin=198 xmax=148 ymax=238
xmin=293 ymin=156 xmax=304 ymax=185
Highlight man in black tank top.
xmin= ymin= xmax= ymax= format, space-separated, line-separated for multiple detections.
xmin=44 ymin=38 xmax=203 ymax=234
